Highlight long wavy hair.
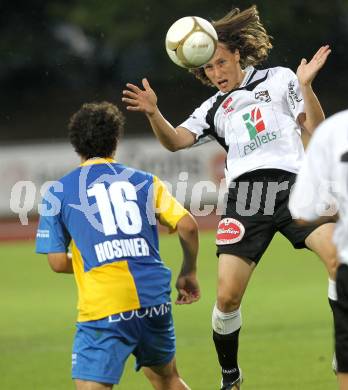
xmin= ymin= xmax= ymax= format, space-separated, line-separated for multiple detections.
xmin=191 ymin=5 xmax=273 ymax=86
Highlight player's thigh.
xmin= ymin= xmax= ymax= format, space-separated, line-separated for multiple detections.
xmin=135 ymin=303 xmax=175 ymax=370
xmin=305 ymin=222 xmax=338 ymax=278
xmin=217 ymin=254 xmax=256 ymax=310
xmin=72 ymin=317 xmax=136 ymax=386
xmin=75 ymin=379 xmax=113 ymax=390
xmin=217 ymin=172 xmax=277 ymax=264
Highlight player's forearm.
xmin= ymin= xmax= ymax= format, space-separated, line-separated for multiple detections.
xmin=177 ymin=214 xmax=199 ymax=273
xmin=146 ymin=109 xmax=191 ymax=152
xmin=300 ymin=85 xmax=325 ymax=134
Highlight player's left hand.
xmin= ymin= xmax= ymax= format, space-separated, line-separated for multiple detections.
xmin=175 ymin=272 xmax=200 ymax=305
xmin=296 ymin=45 xmax=331 ymax=86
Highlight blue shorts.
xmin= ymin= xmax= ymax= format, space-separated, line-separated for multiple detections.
xmin=72 ymin=302 xmax=175 ymax=384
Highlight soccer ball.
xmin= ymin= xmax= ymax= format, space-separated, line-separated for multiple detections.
xmin=165 ymin=16 xmax=218 ymax=69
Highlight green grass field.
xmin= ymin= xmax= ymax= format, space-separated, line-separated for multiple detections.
xmin=0 ymin=232 xmax=337 ymax=389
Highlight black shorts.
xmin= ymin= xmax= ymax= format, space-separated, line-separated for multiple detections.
xmin=335 ymin=264 xmax=348 ymax=372
xmin=216 ymin=169 xmax=323 ymax=263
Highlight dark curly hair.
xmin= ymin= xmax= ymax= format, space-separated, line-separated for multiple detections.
xmin=191 ymin=5 xmax=273 ymax=86
xmin=68 ymin=102 xmax=125 ymax=159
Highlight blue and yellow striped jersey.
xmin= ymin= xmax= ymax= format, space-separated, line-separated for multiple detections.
xmin=36 ymin=159 xmax=187 ymax=322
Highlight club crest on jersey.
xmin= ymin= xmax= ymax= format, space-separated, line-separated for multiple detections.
xmin=222 ymin=96 xmax=234 ymax=115
xmin=255 ymin=90 xmax=271 ymax=103
xmin=216 ymin=218 xmax=245 ymax=245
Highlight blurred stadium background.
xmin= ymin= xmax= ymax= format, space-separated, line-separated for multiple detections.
xmin=2 ymin=0 xmax=348 ymax=229
xmin=1 ymin=0 xmax=347 ymax=388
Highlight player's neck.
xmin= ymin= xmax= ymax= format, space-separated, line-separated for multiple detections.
xmin=80 ymin=155 xmax=115 ymax=163
xmin=235 ymin=70 xmax=246 ymax=89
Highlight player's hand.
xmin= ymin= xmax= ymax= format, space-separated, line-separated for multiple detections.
xmin=296 ymin=45 xmax=331 ymax=86
xmin=122 ymin=78 xmax=158 ymax=115
xmin=175 ymin=272 xmax=200 ymax=305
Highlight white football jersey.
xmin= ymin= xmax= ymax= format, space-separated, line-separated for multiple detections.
xmin=180 ymin=66 xmax=305 ymax=184
xmin=289 ymin=110 xmax=348 ymax=265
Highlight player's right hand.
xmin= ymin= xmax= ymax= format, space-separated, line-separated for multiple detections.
xmin=122 ymin=78 xmax=158 ymax=116
xmin=296 ymin=45 xmax=331 ymax=86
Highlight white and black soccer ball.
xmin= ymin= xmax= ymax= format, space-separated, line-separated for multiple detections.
xmin=165 ymin=16 xmax=218 ymax=69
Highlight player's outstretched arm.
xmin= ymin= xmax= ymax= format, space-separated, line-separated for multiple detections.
xmin=175 ymin=213 xmax=200 ymax=305
xmin=297 ymin=45 xmax=331 ymax=134
xmin=122 ymin=78 xmax=195 ymax=151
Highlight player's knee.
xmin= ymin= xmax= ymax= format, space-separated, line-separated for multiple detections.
xmin=217 ymin=290 xmax=242 ymax=311
xmin=328 ymin=255 xmax=339 ymax=277
xmin=323 ymin=251 xmax=339 ymax=279
xmin=144 ymin=362 xmax=188 ymax=390
xmin=153 ymin=373 xmax=186 ymax=390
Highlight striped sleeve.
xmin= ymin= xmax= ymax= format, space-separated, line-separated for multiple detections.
xmin=179 ymin=95 xmax=219 ymax=142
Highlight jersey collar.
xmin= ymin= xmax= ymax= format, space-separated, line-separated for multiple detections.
xmin=80 ymin=157 xmax=116 ymax=167
xmin=239 ymin=66 xmax=256 ymax=88
xmin=219 ymin=66 xmax=269 ymax=96
xmin=217 ymin=66 xmax=256 ymax=96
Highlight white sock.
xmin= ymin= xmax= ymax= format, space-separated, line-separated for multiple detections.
xmin=212 ymin=304 xmax=242 ymax=335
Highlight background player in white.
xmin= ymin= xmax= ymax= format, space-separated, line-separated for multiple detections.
xmin=122 ymin=6 xmax=336 ymax=389
xmin=289 ymin=110 xmax=348 ymax=390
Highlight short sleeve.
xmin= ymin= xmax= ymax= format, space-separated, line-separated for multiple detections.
xmin=289 ymin=120 xmax=333 ymax=220
xmin=179 ymin=96 xmax=217 ymax=143
xmin=36 ymin=193 xmax=71 ymax=254
xmin=153 ymin=176 xmax=188 ymax=232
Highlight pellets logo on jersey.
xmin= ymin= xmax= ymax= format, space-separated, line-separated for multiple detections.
xmin=242 ymin=107 xmax=265 ymax=140
xmin=222 ymin=96 xmax=234 ymax=115
xmin=216 ymin=218 xmax=245 ymax=245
